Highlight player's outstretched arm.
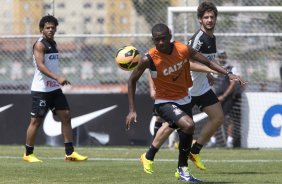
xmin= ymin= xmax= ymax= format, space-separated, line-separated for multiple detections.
xmin=188 ymin=46 xmax=247 ymax=85
xmin=126 ymin=56 xmax=150 ymax=130
xmin=190 ymin=61 xmax=218 ymax=74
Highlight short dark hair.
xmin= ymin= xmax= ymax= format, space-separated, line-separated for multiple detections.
xmin=39 ymin=15 xmax=59 ymax=29
xmin=152 ymin=23 xmax=170 ymax=35
xmin=197 ymin=1 xmax=218 ymax=18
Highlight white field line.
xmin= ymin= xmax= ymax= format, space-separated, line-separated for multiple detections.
xmin=1 ymin=156 xmax=282 ymax=163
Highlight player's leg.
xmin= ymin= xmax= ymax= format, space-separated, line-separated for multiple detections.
xmin=173 ymin=104 xmax=202 ymax=182
xmin=175 ymin=115 xmax=194 ymax=168
xmin=221 ymin=97 xmax=235 ymax=148
xmin=190 ymin=90 xmax=223 ymax=170
xmin=168 ymin=130 xmax=178 ymax=149
xmin=53 ymin=89 xmax=87 ymax=161
xmin=25 ymin=117 xmax=43 ymax=150
xmin=175 ymin=130 xmax=202 ymax=182
xmin=153 ymin=115 xmax=165 ymax=138
xmin=23 ymin=91 xmax=48 ymax=163
xmin=152 ymin=122 xmax=174 ymax=148
xmin=226 ymin=119 xmax=234 ymax=148
xmin=24 ymin=117 xmax=44 ymax=162
xmin=197 ymin=102 xmax=224 ymax=145
xmin=141 ymin=103 xmax=183 ymax=174
xmin=153 ymin=115 xmax=178 ymax=149
xmin=190 ymin=102 xmax=223 ymax=170
xmin=141 ymin=122 xmax=174 ymax=174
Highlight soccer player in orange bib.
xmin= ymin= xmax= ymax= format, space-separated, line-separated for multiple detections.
xmin=126 ymin=23 xmax=245 ymax=182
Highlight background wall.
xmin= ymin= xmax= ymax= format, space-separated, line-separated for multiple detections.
xmin=0 ymin=94 xmax=153 ymax=146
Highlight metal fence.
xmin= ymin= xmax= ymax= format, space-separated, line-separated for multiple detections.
xmin=0 ymin=0 xmax=281 ymax=94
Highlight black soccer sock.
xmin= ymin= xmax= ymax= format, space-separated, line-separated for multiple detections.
xmin=64 ymin=142 xmax=74 ymax=156
xmin=25 ymin=144 xmax=34 ymax=156
xmin=190 ymin=142 xmax=203 ymax=154
xmin=177 ymin=131 xmax=193 ymax=168
xmin=153 ymin=121 xmax=163 ymax=138
xmin=146 ymin=145 xmax=159 ymax=161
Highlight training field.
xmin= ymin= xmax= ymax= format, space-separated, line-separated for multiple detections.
xmin=0 ymin=146 xmax=281 ymax=184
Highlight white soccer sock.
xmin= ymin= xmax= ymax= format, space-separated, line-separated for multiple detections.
xmin=227 ymin=136 xmax=233 ymax=143
xmin=210 ymin=136 xmax=216 ymax=143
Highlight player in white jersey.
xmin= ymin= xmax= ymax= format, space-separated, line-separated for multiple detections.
xmin=23 ymin=15 xmax=87 ymax=162
xmin=187 ymin=1 xmax=241 ymax=170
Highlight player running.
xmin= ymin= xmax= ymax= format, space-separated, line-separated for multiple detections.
xmin=125 ymin=23 xmax=245 ymax=182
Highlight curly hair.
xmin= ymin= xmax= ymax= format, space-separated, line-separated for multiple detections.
xmin=197 ymin=1 xmax=218 ymax=19
xmin=39 ymin=15 xmax=59 ymax=29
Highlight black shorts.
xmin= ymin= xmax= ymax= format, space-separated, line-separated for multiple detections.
xmin=190 ymin=89 xmax=219 ymax=111
xmin=153 ymin=102 xmax=192 ymax=129
xmin=30 ymin=89 xmax=70 ymax=118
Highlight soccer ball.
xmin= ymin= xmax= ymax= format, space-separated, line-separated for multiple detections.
xmin=115 ymin=46 xmax=140 ymax=71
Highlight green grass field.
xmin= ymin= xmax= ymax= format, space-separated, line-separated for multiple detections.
xmin=0 ymin=145 xmax=281 ymax=184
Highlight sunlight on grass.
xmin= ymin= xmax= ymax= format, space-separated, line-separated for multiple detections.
xmin=0 ymin=146 xmax=281 ymax=184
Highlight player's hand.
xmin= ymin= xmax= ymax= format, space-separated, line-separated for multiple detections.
xmin=126 ymin=111 xmax=137 ymax=130
xmin=218 ymin=95 xmax=225 ymax=102
xmin=228 ymin=74 xmax=247 ymax=85
xmin=57 ymin=76 xmax=71 ymax=86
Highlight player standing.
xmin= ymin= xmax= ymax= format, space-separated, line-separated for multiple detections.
xmin=23 ymin=15 xmax=88 ymax=162
xmin=212 ymin=50 xmax=243 ymax=148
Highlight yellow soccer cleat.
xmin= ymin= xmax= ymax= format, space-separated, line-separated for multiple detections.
xmin=65 ymin=152 xmax=88 ymax=161
xmin=23 ymin=153 xmax=42 ymax=163
xmin=189 ymin=153 xmax=206 ymax=170
xmin=140 ymin=153 xmax=154 ymax=174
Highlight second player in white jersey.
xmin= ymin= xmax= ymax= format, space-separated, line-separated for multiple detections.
xmin=188 ymin=29 xmax=217 ymax=96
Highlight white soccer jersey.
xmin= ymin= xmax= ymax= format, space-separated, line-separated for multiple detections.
xmin=31 ymin=37 xmax=60 ymax=92
xmin=188 ymin=29 xmax=217 ymax=96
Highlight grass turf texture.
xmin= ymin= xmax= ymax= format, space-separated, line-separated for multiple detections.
xmin=0 ymin=145 xmax=281 ymax=183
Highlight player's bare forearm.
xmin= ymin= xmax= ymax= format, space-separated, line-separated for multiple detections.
xmin=126 ymin=77 xmax=137 ymax=130
xmin=127 ymin=78 xmax=137 ymax=112
xmin=190 ymin=61 xmax=218 ymax=73
xmin=189 ymin=46 xmax=247 ymax=85
xmin=126 ymin=56 xmax=151 ymax=130
xmin=222 ymin=80 xmax=236 ymax=98
xmin=189 ymin=47 xmax=227 ymax=75
xmin=207 ymin=61 xmax=229 ymax=75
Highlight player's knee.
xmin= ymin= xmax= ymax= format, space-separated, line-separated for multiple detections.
xmin=60 ymin=112 xmax=71 ymax=124
xmin=212 ymin=113 xmax=224 ymax=126
xmin=30 ymin=118 xmax=42 ymax=128
xmin=182 ymin=121 xmax=195 ymax=134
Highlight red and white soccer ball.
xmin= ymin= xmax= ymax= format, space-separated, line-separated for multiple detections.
xmin=115 ymin=46 xmax=140 ymax=71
